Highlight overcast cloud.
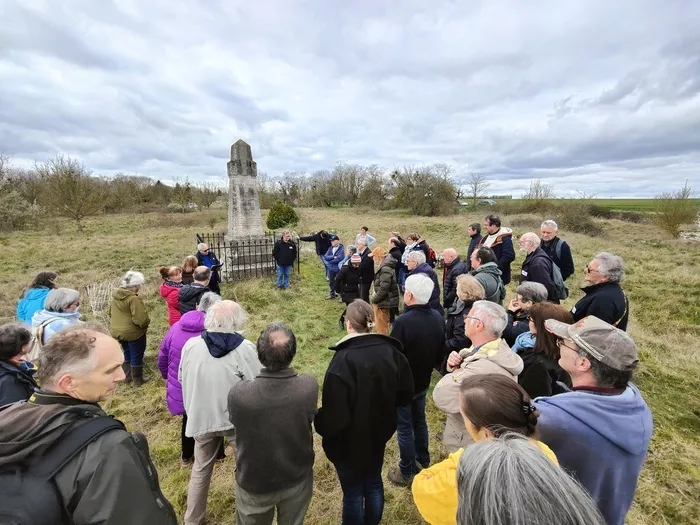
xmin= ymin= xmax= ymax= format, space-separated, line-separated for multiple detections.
xmin=1 ymin=0 xmax=699 ymax=196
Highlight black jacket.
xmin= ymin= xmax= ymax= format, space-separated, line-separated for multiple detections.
xmin=196 ymin=251 xmax=220 ymax=293
xmin=314 ymin=334 xmax=414 ymax=472
xmin=390 ymin=304 xmax=445 ymax=393
xmin=335 ymin=264 xmax=362 ymax=302
xmin=444 ymin=299 xmax=475 ymax=355
xmin=466 ymin=233 xmax=483 ymax=271
xmin=389 ymin=246 xmax=403 ymax=264
xmin=518 ymin=349 xmax=571 ymax=399
xmin=541 ymin=237 xmax=575 ymax=281
xmin=0 ymin=361 xmax=38 ymax=406
xmin=521 ymin=247 xmax=556 ymax=301
xmin=357 ymin=247 xmax=375 ymax=285
xmin=273 ymin=239 xmax=297 ymax=266
xmin=504 ymin=310 xmax=529 ymax=348
xmin=417 ymin=240 xmax=433 ymax=266
xmin=178 ymin=283 xmax=209 ymax=314
xmin=409 ymin=263 xmax=443 ymax=314
xmin=442 ymin=257 xmax=468 ymax=309
xmin=572 ymin=282 xmax=629 ymax=331
xmin=478 ymin=229 xmax=515 ymax=284
xmin=299 ymin=231 xmax=330 ymax=256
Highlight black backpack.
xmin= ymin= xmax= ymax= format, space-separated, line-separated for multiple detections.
xmin=0 ymin=411 xmax=125 ymax=524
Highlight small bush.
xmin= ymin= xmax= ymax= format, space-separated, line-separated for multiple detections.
xmin=166 ymin=203 xmax=187 ymax=213
xmin=266 ymin=201 xmax=299 ymax=230
xmin=508 ymin=214 xmax=543 ymax=231
xmin=653 ymin=182 xmax=698 ymax=237
xmin=0 ymin=191 xmax=39 ymax=232
xmin=555 ymin=201 xmax=604 ymax=236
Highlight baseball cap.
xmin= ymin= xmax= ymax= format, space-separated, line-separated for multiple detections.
xmin=545 ymin=316 xmax=639 ymax=371
xmin=369 ymin=246 xmax=386 ymax=258
xmin=329 ymin=234 xmax=339 ymax=241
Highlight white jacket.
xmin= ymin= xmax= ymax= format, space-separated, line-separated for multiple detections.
xmin=179 ymin=332 xmax=262 ymax=438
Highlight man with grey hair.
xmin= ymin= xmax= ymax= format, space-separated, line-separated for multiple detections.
xmin=179 ymin=300 xmax=262 ymax=525
xmin=195 ymin=243 xmax=221 ymax=294
xmin=228 ymin=323 xmax=318 ymax=524
xmin=442 ymin=248 xmax=468 ymax=310
xmin=406 ymin=250 xmax=442 ymax=313
xmin=388 ymin=274 xmax=445 ymax=486
xmin=433 ymin=301 xmax=523 ymax=452
xmin=571 ymin=252 xmax=629 ymax=331
xmin=540 ymin=219 xmax=575 ymax=281
xmin=29 ymin=287 xmax=82 ymax=354
xmin=518 ymin=232 xmax=557 ymax=302
xmin=179 ymin=266 xmax=212 ymax=314
xmin=0 ymin=325 xmax=178 ymax=524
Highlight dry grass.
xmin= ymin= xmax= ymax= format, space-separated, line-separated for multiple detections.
xmin=1 ymin=208 xmax=699 ymax=524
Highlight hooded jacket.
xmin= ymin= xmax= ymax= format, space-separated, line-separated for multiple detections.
xmin=159 ymin=281 xmax=183 ymax=326
xmin=517 ymin=348 xmax=570 ymax=399
xmin=315 ymin=333 xmax=414 ymax=473
xmin=471 ymin=262 xmax=505 ymax=305
xmin=572 ymin=281 xmax=629 ymax=331
xmin=16 ymin=287 xmax=51 ymax=324
xmin=109 ymin=288 xmax=149 ymax=341
xmin=178 ymin=283 xmax=210 ymax=314
xmin=409 ymin=263 xmax=443 ymax=314
xmin=0 ymin=392 xmax=177 ymax=525
xmin=504 ymin=309 xmax=529 ymax=347
xmin=179 ymin=331 xmax=262 ymax=438
xmin=299 ymin=231 xmax=330 ymax=255
xmin=157 ymin=310 xmax=205 ymax=416
xmin=444 ymin=299 xmax=475 ymax=355
xmin=521 ymin=247 xmax=556 ymax=301
xmin=371 ymin=256 xmax=400 ymax=309
xmin=335 ymin=263 xmax=362 ymax=302
xmin=442 ymin=256 xmax=468 ymax=309
xmin=478 ymin=227 xmax=515 ymax=284
xmin=0 ymin=360 xmax=38 ymax=406
xmin=433 ymin=338 xmax=523 ymax=452
xmin=535 ymin=384 xmax=653 ymax=525
xmin=31 ymin=309 xmax=82 ymax=344
xmin=323 ymin=243 xmax=345 ymax=272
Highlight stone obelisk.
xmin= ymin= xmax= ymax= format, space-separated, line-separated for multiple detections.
xmin=227 ymin=139 xmax=265 ymax=238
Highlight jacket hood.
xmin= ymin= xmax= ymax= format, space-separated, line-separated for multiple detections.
xmin=380 ymin=256 xmax=397 ymax=269
xmin=202 ymin=330 xmax=245 ymax=358
xmin=475 ymin=262 xmax=503 ymax=278
xmin=445 ymin=256 xmax=462 ymax=268
xmin=535 ymin=384 xmax=652 ymax=454
xmin=179 ymin=310 xmax=205 ymax=332
xmin=330 ymin=332 xmax=403 ymax=353
xmin=525 ymin=247 xmax=549 ymax=261
xmin=179 ymin=283 xmax=207 ymax=302
xmin=23 ymin=288 xmax=50 ymax=301
xmin=32 ymin=309 xmax=81 ymax=326
xmin=497 ymin=227 xmax=513 ymax=236
xmin=113 ymin=288 xmax=137 ymax=301
xmin=413 ymin=262 xmax=434 ymax=275
xmin=462 ymin=338 xmax=523 ymax=376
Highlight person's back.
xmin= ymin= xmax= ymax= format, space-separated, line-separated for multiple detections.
xmin=16 ymin=287 xmax=51 ymax=324
xmin=410 ymin=262 xmax=442 ymax=312
xmin=472 ymin=262 xmax=505 ymax=305
xmin=178 ymin=283 xmax=208 ymax=314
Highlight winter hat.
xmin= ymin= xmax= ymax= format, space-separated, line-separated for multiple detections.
xmin=350 ymin=254 xmax=362 ymax=264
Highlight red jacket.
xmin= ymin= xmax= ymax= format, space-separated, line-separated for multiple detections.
xmin=159 ymin=282 xmax=182 ymax=326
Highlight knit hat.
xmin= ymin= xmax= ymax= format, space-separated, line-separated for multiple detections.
xmin=545 ymin=316 xmax=639 ymax=372
xmin=369 ymin=246 xmax=386 ymax=258
xmin=350 ymin=254 xmax=362 ymax=264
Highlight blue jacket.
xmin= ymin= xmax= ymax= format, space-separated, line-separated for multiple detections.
xmin=511 ymin=331 xmax=535 ymax=353
xmin=16 ymin=288 xmax=51 ymax=325
xmin=534 ymin=384 xmax=653 ymax=525
xmin=409 ymin=263 xmax=443 ymax=314
xmin=323 ymin=244 xmax=345 ymax=271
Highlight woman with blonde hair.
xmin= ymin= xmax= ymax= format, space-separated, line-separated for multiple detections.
xmin=441 ymin=275 xmax=485 ymax=374
xmin=181 ymin=255 xmax=198 ymax=285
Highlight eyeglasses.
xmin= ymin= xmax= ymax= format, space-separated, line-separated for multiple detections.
xmin=584 ymin=265 xmax=598 ymax=274
xmin=556 ymin=339 xmax=579 ymax=352
xmin=203 ymin=249 xmax=210 ymax=252
xmin=463 ymin=315 xmax=483 ymax=324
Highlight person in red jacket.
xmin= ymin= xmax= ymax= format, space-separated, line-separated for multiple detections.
xmin=159 ymin=266 xmax=183 ymax=326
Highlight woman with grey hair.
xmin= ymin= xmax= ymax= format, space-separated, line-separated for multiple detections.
xmin=571 ymin=252 xmax=629 ymax=331
xmin=29 ymin=288 xmax=82 ymax=358
xmin=456 ymin=433 xmax=604 ymax=525
xmin=503 ymin=281 xmax=549 ymax=347
xmin=109 ymin=271 xmax=150 ymax=385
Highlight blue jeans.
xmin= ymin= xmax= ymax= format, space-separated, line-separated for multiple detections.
xmin=396 ymin=389 xmax=430 ymax=476
xmin=276 ymin=264 xmax=292 ymax=288
xmin=320 ymin=255 xmax=329 ymax=278
xmin=120 ymin=334 xmax=147 ymax=367
xmin=328 ymin=271 xmax=339 ymax=295
xmin=335 ymin=461 xmax=384 ymax=525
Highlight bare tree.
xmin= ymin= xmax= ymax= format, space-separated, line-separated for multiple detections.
xmin=195 ymin=181 xmax=220 ymax=209
xmin=0 ymin=152 xmax=9 ymax=183
xmin=654 ymin=181 xmax=698 ymax=238
xmin=522 ymin=179 xmax=555 ymax=200
xmin=465 ymin=172 xmax=490 ymax=207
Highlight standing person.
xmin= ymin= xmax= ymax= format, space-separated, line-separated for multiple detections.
xmin=503 ymin=282 xmax=548 ymax=347
xmin=433 ymin=301 xmax=523 ymax=453
xmin=518 ymin=233 xmax=557 ymax=302
xmin=158 ymin=292 xmax=222 ymax=466
xmin=0 ymin=326 xmax=178 ymax=525
xmin=179 ymin=267 xmax=211 ymax=314
xmin=369 ymin=247 xmax=399 ymax=336
xmin=315 ymin=300 xmax=414 ymax=525
xmin=159 ymin=266 xmax=183 ymax=326
xmin=0 ymin=323 xmax=38 ymax=405
xmin=356 ymin=239 xmax=374 ymax=303
xmin=540 ymin=220 xmax=575 ymax=280
xmin=465 ymin=223 xmax=482 ymax=271
xmin=229 ymin=323 xmax=318 ymax=525
xmin=181 ymin=256 xmax=199 ymax=285
xmin=322 ymin=235 xmax=345 ymax=300
xmin=469 ymin=247 xmax=506 ymax=305
xmin=195 ymin=243 xmax=221 ymax=294
xmin=179 ymin=301 xmax=263 ymax=525
xmin=413 ymin=374 xmax=559 ymax=525
xmin=571 ymin=253 xmax=629 ymax=331
xmin=335 ymin=254 xmax=362 ymax=329
xmin=406 ymin=251 xmax=442 ymax=314
xmin=355 ymin=226 xmax=377 ymax=247
xmin=109 ymin=271 xmax=150 ymax=386
xmin=16 ymin=271 xmax=58 ymax=324
xmin=388 ymin=274 xmax=445 ymax=486
xmin=443 ymin=275 xmax=485 ymax=374
xmin=536 ymin=316 xmax=653 ymax=525
xmin=29 ymin=288 xmax=82 ymax=358
xmin=273 ymin=230 xmax=297 ymax=290
xmin=299 ymin=230 xmax=331 ymax=279
xmin=478 ymin=215 xmax=515 ymax=285
xmin=442 ymin=248 xmax=468 ymax=310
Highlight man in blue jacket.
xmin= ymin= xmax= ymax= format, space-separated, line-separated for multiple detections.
xmin=322 ymin=235 xmax=344 ymax=299
xmin=535 ymin=316 xmax=653 ymax=525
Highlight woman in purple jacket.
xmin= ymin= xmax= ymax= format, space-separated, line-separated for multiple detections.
xmin=158 ymin=292 xmax=222 ymax=464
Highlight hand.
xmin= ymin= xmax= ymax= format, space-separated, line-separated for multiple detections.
xmin=447 ymin=351 xmax=463 ymax=369
xmin=508 ymin=298 xmax=519 ymax=312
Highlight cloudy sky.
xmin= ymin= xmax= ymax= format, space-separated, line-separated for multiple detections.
xmin=1 ymin=0 xmax=699 ymax=197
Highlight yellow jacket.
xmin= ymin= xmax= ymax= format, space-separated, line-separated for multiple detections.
xmin=411 ymin=440 xmax=557 ymax=525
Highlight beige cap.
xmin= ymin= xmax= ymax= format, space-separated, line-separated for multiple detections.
xmin=545 ymin=316 xmax=639 ymax=372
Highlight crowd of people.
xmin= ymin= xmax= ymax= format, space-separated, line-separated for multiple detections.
xmin=0 ymin=215 xmax=653 ymax=525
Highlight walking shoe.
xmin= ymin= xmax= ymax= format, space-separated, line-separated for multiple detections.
xmin=179 ymin=456 xmax=193 ymax=467
xmin=388 ymin=467 xmax=414 ymax=487
xmin=325 ymin=294 xmax=337 ymax=300
xmin=132 ymin=365 xmax=150 ymax=386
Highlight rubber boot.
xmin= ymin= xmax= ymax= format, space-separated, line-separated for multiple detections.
xmin=122 ymin=363 xmax=132 ymax=384
xmin=132 ymin=365 xmax=150 ymax=386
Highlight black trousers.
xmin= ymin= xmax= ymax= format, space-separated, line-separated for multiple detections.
xmin=181 ymin=413 xmax=226 ymax=461
xmin=360 ymin=283 xmax=371 ymax=303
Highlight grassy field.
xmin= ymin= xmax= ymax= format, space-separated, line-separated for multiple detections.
xmin=1 ymin=208 xmax=699 ymax=524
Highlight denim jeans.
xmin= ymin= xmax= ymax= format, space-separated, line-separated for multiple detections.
xmin=396 ymin=389 xmax=430 ymax=477
xmin=334 ymin=460 xmax=384 ymax=525
xmin=276 ymin=264 xmax=292 ymax=288
xmin=319 ymin=255 xmax=329 ymax=278
xmin=119 ymin=334 xmax=147 ymax=367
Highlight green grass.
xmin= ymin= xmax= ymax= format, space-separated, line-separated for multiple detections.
xmin=1 ymin=208 xmax=699 ymax=524
xmin=588 ymin=199 xmax=700 ymax=212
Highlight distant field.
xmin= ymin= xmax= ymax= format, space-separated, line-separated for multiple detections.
xmin=585 ymin=199 xmax=700 ymax=212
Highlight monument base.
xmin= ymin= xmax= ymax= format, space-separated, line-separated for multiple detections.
xmin=224 ymin=234 xmax=276 ymax=280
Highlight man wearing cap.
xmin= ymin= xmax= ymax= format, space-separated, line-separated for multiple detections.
xmin=369 ymin=246 xmax=399 ymax=335
xmin=322 ymin=235 xmax=345 ymax=299
xmin=535 ymin=316 xmax=653 ymax=525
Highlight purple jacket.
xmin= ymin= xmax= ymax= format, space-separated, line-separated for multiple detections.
xmin=158 ymin=310 xmax=204 ymax=415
